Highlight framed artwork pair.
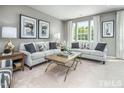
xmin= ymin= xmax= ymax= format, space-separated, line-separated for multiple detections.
xmin=20 ymin=14 xmax=50 ymax=39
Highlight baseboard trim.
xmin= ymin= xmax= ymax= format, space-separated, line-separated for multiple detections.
xmin=107 ymin=56 xmax=117 ymax=59
xmin=107 ymin=56 xmax=124 ymax=61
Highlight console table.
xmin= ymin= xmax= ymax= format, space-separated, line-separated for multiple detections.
xmin=0 ymin=52 xmax=24 ymax=71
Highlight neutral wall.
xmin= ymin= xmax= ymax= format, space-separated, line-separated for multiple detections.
xmin=0 ymin=5 xmax=64 ymax=52
xmin=100 ymin=12 xmax=116 ymax=57
xmin=64 ymin=12 xmax=116 ymax=57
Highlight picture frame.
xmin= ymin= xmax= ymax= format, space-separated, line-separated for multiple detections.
xmin=20 ymin=14 xmax=37 ymax=39
xmin=102 ymin=20 xmax=114 ymax=38
xmin=38 ymin=20 xmax=50 ymax=39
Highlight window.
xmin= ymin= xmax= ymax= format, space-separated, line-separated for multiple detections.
xmin=77 ymin=21 xmax=89 ymax=41
xmin=73 ymin=20 xmax=94 ymax=41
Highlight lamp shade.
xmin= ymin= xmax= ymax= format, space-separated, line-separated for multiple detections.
xmin=2 ymin=27 xmax=17 ymax=38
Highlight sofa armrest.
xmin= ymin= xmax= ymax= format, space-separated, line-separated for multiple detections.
xmin=101 ymin=47 xmax=107 ymax=62
xmin=103 ymin=47 xmax=107 ymax=55
xmin=20 ymin=50 xmax=31 ymax=56
xmin=19 ymin=51 xmax=33 ymax=67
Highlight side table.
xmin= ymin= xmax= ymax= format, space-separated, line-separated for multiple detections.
xmin=0 ymin=52 xmax=24 ymax=71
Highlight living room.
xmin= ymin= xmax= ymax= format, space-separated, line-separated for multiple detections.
xmin=1 ymin=4 xmax=124 ymax=89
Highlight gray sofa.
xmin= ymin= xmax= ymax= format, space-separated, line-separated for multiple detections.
xmin=19 ymin=42 xmax=61 ymax=69
xmin=70 ymin=42 xmax=107 ymax=64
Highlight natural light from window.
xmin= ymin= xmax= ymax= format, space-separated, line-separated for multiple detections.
xmin=72 ymin=20 xmax=94 ymax=42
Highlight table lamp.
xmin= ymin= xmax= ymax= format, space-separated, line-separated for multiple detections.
xmin=2 ymin=27 xmax=17 ymax=54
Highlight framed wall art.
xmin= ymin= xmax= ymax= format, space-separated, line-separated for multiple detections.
xmin=102 ymin=20 xmax=114 ymax=38
xmin=20 ymin=14 xmax=37 ymax=39
xmin=38 ymin=20 xmax=50 ymax=39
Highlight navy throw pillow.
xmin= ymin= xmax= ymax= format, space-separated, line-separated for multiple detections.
xmin=95 ymin=43 xmax=107 ymax=52
xmin=24 ymin=43 xmax=36 ymax=53
xmin=49 ymin=42 xmax=57 ymax=49
xmin=71 ymin=42 xmax=79 ymax=48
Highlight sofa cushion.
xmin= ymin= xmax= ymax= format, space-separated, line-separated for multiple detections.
xmin=31 ymin=49 xmax=60 ymax=60
xmin=71 ymin=49 xmax=104 ymax=57
xmin=24 ymin=43 xmax=36 ymax=53
xmin=44 ymin=50 xmax=54 ymax=56
xmin=95 ymin=43 xmax=107 ymax=52
xmin=44 ymin=49 xmax=60 ymax=56
xmin=52 ymin=49 xmax=61 ymax=54
xmin=90 ymin=50 xmax=103 ymax=56
xmin=71 ymin=49 xmax=90 ymax=55
xmin=71 ymin=42 xmax=79 ymax=48
xmin=31 ymin=52 xmax=46 ymax=60
xmin=80 ymin=49 xmax=92 ymax=55
xmin=49 ymin=42 xmax=57 ymax=49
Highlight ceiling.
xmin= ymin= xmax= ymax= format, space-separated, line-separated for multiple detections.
xmin=29 ymin=5 xmax=124 ymax=20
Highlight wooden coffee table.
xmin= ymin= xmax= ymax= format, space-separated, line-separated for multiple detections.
xmin=45 ymin=52 xmax=81 ymax=81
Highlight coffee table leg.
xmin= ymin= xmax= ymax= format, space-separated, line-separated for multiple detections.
xmin=64 ymin=60 xmax=76 ymax=81
xmin=79 ymin=55 xmax=82 ymax=64
xmin=45 ymin=62 xmax=53 ymax=72
xmin=74 ymin=60 xmax=79 ymax=70
xmin=64 ymin=68 xmax=70 ymax=82
xmin=71 ymin=59 xmax=76 ymax=68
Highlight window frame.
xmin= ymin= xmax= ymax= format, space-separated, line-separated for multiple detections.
xmin=72 ymin=19 xmax=94 ymax=42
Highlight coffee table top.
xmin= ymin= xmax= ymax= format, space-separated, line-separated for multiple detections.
xmin=45 ymin=52 xmax=81 ymax=64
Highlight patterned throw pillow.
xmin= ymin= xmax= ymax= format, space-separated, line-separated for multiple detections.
xmin=80 ymin=43 xmax=90 ymax=49
xmin=80 ymin=43 xmax=84 ymax=49
xmin=86 ymin=43 xmax=90 ymax=49
xmin=43 ymin=43 xmax=49 ymax=50
xmin=38 ymin=44 xmax=44 ymax=51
